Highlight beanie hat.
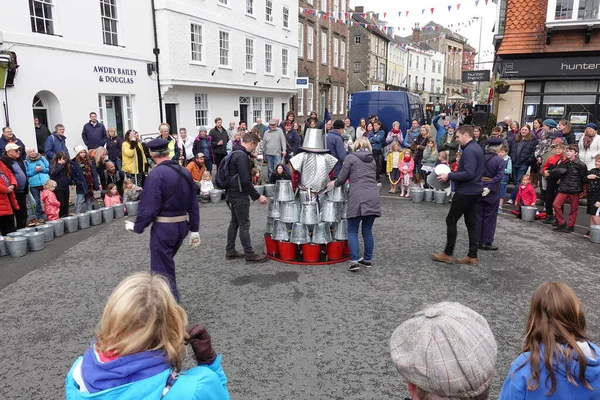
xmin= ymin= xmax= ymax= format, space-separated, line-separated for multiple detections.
xmin=448 ymin=122 xmax=457 ymax=130
xmin=390 ymin=302 xmax=497 ymax=399
xmin=332 ymin=120 xmax=345 ymax=129
xmin=543 ymin=119 xmax=557 ymax=128
xmin=585 ymin=123 xmax=598 ymax=130
xmin=74 ymin=145 xmax=87 ymax=154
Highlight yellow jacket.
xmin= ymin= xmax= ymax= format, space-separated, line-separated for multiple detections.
xmin=121 ymin=141 xmax=146 ymax=174
xmin=386 ymin=150 xmax=404 ymax=174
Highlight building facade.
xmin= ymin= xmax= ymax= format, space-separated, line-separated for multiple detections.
xmin=494 ymin=0 xmax=600 ymax=133
xmin=386 ymin=36 xmax=408 ymax=91
xmin=462 ymin=43 xmax=477 ymax=101
xmin=295 ymin=0 xmax=349 ymax=126
xmin=0 ymin=0 xmax=160 ymax=151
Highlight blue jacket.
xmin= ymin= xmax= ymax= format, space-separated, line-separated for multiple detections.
xmin=499 ymin=342 xmax=600 ymax=400
xmin=25 ymin=156 xmax=50 ymax=187
xmin=105 ymin=136 xmax=123 ymax=162
xmin=403 ymin=127 xmax=420 ymax=148
xmin=326 ymin=130 xmax=348 ymax=177
xmin=367 ymin=129 xmax=386 ymax=151
xmin=70 ymin=157 xmax=99 ymax=194
xmin=285 ymin=130 xmax=301 ymax=156
xmin=45 ymin=133 xmax=70 ymax=161
xmin=432 ymin=115 xmax=448 ymax=147
xmin=82 ymin=122 xmax=107 ymax=149
xmin=448 ymin=139 xmax=484 ymax=196
xmin=0 ymin=135 xmax=26 ymax=161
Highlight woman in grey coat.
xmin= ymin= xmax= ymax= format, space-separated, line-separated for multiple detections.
xmin=328 ymin=137 xmax=381 ymax=272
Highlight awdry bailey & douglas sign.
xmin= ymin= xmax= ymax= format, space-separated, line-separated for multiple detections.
xmin=500 ymin=56 xmax=600 ymax=78
xmin=93 ymin=66 xmax=137 ymax=84
xmin=461 ymin=70 xmax=491 ymax=82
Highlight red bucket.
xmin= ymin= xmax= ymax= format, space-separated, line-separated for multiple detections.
xmin=327 ymin=241 xmax=344 ymax=260
xmin=278 ymin=241 xmax=298 ymax=261
xmin=264 ymin=234 xmax=279 ymax=256
xmin=302 ymin=243 xmax=321 ymax=263
xmin=343 ymin=240 xmax=350 ymax=256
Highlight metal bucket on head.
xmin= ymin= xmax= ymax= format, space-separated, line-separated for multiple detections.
xmin=210 ymin=189 xmax=223 ymax=203
xmin=36 ymin=224 xmax=55 ymax=242
xmin=332 ymin=219 xmax=348 ymax=241
xmin=290 ymin=223 xmax=311 ymax=244
xmin=327 ymin=185 xmax=347 ymax=202
xmin=0 ymin=236 xmax=8 ymax=256
xmin=411 ymin=189 xmax=425 ymax=203
xmin=125 ymin=201 xmax=139 ymax=216
xmin=312 ymin=222 xmax=332 ymax=244
xmin=113 ymin=204 xmax=125 ymax=219
xmin=272 ymin=220 xmax=290 ymax=242
xmin=101 ymin=207 xmax=113 ymax=222
xmin=25 ymin=231 xmax=45 ymax=251
xmin=47 ymin=219 xmax=65 ymax=237
xmin=6 ymin=236 xmax=28 ymax=257
xmin=521 ymin=206 xmax=537 ymax=222
xmin=88 ymin=209 xmax=103 ymax=225
xmin=267 ymin=199 xmax=280 ymax=218
xmin=274 ymin=180 xmax=294 ymax=202
xmin=254 ymin=185 xmax=265 ymax=195
xmin=265 ymin=217 xmax=275 ymax=234
xmin=300 ymin=202 xmax=320 ymax=225
xmin=321 ymin=201 xmax=340 ymax=223
xmin=279 ymin=201 xmax=299 ymax=223
xmin=63 ymin=216 xmax=79 ymax=233
xmin=77 ymin=213 xmax=90 ymax=229
xmin=424 ymin=189 xmax=434 ymax=202
xmin=264 ymin=184 xmax=275 ymax=197
xmin=433 ymin=190 xmax=448 ymax=204
xmin=590 ymin=225 xmax=600 ymax=244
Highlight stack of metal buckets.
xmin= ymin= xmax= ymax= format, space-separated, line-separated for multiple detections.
xmin=264 ymin=180 xmax=349 ymax=263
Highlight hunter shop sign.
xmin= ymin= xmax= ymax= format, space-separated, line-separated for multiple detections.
xmin=462 ymin=70 xmax=490 ymax=82
xmin=500 ymin=56 xmax=600 ymax=78
xmin=94 ymin=66 xmax=137 ymax=84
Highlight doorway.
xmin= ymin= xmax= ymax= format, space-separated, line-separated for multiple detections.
xmin=165 ymin=104 xmax=178 ymax=134
xmin=281 ymin=102 xmax=287 ymax=119
xmin=105 ymin=96 xmax=124 ymax=136
xmin=239 ymin=105 xmax=248 ymax=124
xmin=32 ymin=95 xmax=48 ymax=127
xmin=98 ymin=94 xmax=132 ymax=138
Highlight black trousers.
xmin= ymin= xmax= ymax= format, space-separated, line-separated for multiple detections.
xmin=444 ymin=193 xmax=480 ymax=258
xmin=226 ymin=195 xmax=254 ymax=256
xmin=545 ymin=179 xmax=559 ymax=217
xmin=0 ymin=214 xmax=16 ymax=235
xmin=14 ymin=192 xmax=28 ymax=229
xmin=214 ymin=153 xmax=227 ymax=169
xmin=373 ymin=149 xmax=383 ymax=181
xmin=55 ymin=188 xmax=70 ymax=217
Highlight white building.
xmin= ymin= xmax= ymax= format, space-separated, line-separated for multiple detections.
xmin=405 ymin=45 xmax=445 ymax=104
xmin=0 ymin=0 xmax=160 ymax=151
xmin=386 ymin=37 xmax=408 ymax=90
xmin=155 ymin=0 xmax=299 ymax=132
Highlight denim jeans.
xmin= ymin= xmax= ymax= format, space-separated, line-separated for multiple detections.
xmin=75 ymin=193 xmax=94 ymax=214
xmin=511 ymin=165 xmax=529 ymax=201
xmin=347 ymin=215 xmax=376 ymax=262
xmin=29 ymin=186 xmax=44 ymax=220
xmin=267 ymin=155 xmax=282 ymax=180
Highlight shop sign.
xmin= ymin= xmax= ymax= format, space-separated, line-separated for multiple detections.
xmin=296 ymin=77 xmax=309 ymax=89
xmin=500 ymin=56 xmax=600 ymax=78
xmin=93 ymin=66 xmax=137 ymax=84
xmin=462 ymin=70 xmax=490 ymax=82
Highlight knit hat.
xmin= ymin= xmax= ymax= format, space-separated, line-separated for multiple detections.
xmin=390 ymin=302 xmax=497 ymax=399
xmin=543 ymin=119 xmax=557 ymax=128
xmin=448 ymin=122 xmax=456 ymax=130
xmin=74 ymin=145 xmax=87 ymax=154
xmin=585 ymin=123 xmax=598 ymax=130
xmin=550 ymin=130 xmax=563 ymax=139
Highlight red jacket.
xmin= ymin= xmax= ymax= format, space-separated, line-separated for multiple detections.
xmin=515 ymin=183 xmax=537 ymax=206
xmin=0 ymin=160 xmax=19 ymax=216
xmin=542 ymin=154 xmax=566 ymax=174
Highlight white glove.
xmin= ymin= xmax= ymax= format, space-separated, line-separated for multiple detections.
xmin=125 ymin=221 xmax=135 ymax=232
xmin=482 ymin=187 xmax=490 ymax=197
xmin=189 ymin=232 xmax=201 ymax=249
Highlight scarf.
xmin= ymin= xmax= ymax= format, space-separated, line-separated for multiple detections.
xmin=403 ymin=155 xmax=412 ymax=162
xmin=27 ymin=153 xmax=41 ymax=162
xmin=583 ymin=133 xmax=595 ymax=150
xmin=77 ymin=154 xmax=95 ymax=195
xmin=392 ymin=128 xmax=401 ymax=134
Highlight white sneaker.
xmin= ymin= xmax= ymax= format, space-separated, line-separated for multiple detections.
xmin=498 ymin=207 xmax=503 ymax=214
xmin=507 ymin=199 xmax=514 ymax=205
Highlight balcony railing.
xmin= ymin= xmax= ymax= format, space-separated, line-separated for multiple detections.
xmin=444 ymin=78 xmax=461 ymax=86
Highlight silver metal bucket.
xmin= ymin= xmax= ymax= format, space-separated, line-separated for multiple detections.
xmin=210 ymin=189 xmax=223 ymax=203
xmin=17 ymin=227 xmax=37 ymax=234
xmin=424 ymin=189 xmax=434 ymax=202
xmin=279 ymin=201 xmax=299 ymax=223
xmin=411 ymin=189 xmax=425 ymax=203
xmin=267 ymin=199 xmax=280 ymax=218
xmin=77 ymin=213 xmax=90 ymax=229
xmin=433 ymin=190 xmax=447 ymax=204
xmin=101 ymin=207 xmax=113 ymax=223
xmin=298 ymin=189 xmax=319 ymax=204
xmin=125 ymin=201 xmax=139 ymax=216
xmin=36 ymin=224 xmax=55 ymax=242
xmin=290 ymin=223 xmax=311 ymax=244
xmin=340 ymin=203 xmax=347 ymax=219
xmin=265 ymin=217 xmax=275 ymax=234
xmin=0 ymin=236 xmax=8 ymax=256
xmin=47 ymin=219 xmax=65 ymax=237
xmin=327 ymin=185 xmax=347 ymax=202
xmin=312 ymin=222 xmax=332 ymax=244
xmin=321 ymin=201 xmax=340 ymax=223
xmin=333 ymin=219 xmax=348 ymax=241
xmin=113 ymin=204 xmax=125 ymax=219
xmin=25 ymin=231 xmax=45 ymax=251
xmin=274 ymin=180 xmax=294 ymax=202
xmin=264 ymin=184 xmax=275 ymax=197
xmin=272 ymin=220 xmax=290 ymax=241
xmin=521 ymin=206 xmax=537 ymax=222
xmin=88 ymin=209 xmax=103 ymax=225
xmin=590 ymin=225 xmax=600 ymax=244
xmin=254 ymin=185 xmax=265 ymax=195
xmin=300 ymin=202 xmax=320 ymax=225
xmin=63 ymin=216 xmax=79 ymax=233
xmin=6 ymin=236 xmax=28 ymax=257
xmin=7 ymin=231 xmax=26 ymax=237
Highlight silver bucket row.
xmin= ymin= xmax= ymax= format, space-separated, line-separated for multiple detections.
xmin=269 ymin=220 xmax=347 ymax=244
xmin=268 ymin=200 xmax=347 ymax=224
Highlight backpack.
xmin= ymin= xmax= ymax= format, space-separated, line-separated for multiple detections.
xmin=215 ymin=150 xmax=244 ymax=190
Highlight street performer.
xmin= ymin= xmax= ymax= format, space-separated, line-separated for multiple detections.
xmin=125 ymin=138 xmax=200 ymax=301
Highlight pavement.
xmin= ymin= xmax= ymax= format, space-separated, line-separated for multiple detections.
xmin=1 ymin=185 xmax=600 ymax=400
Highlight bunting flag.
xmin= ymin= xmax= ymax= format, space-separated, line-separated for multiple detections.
xmin=448 ymin=5 xmax=452 ymax=11
xmin=431 ymin=7 xmax=435 ymax=14
xmin=457 ymin=3 xmax=461 ymax=10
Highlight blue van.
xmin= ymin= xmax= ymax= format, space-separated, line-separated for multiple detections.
xmin=349 ymin=91 xmax=424 ymax=134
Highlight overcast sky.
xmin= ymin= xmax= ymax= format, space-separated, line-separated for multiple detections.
xmin=348 ymin=0 xmax=498 ymax=68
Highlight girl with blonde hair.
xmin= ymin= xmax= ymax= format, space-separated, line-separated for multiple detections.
xmin=65 ymin=273 xmax=230 ymax=399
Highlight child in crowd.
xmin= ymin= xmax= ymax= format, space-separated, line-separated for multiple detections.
xmin=386 ymin=142 xmax=403 ymax=193
xmin=103 ymin=183 xmax=122 ymax=207
xmin=584 ymin=154 xmax=600 ymax=238
xmin=497 ymin=145 xmax=512 ymax=213
xmin=514 ymin=174 xmax=537 ymax=217
xmin=122 ymin=178 xmax=143 ymax=202
xmin=553 ymin=144 xmax=588 ymax=233
xmin=450 ymin=151 xmax=461 ymax=172
xmin=269 ymin=163 xmax=290 ymax=184
xmin=41 ymin=179 xmax=61 ymax=221
xmin=251 ymin=167 xmax=264 ymax=185
xmin=199 ymin=171 xmax=214 ymax=202
xmin=541 ymin=142 xmax=566 ymax=224
xmin=413 ymin=173 xmax=425 ymax=190
xmin=399 ymin=149 xmax=414 ymax=198
xmin=499 ymin=281 xmax=600 ymax=399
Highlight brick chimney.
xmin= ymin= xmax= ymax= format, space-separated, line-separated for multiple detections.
xmin=412 ymin=23 xmax=421 ymax=43
xmin=355 ymin=5 xmax=364 ymax=13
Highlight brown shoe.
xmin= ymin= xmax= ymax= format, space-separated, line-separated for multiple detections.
xmin=431 ymin=253 xmax=455 ymax=264
xmin=226 ymin=250 xmax=245 ymax=260
xmin=456 ymin=256 xmax=479 ymax=265
xmin=246 ymin=253 xmax=268 ymax=263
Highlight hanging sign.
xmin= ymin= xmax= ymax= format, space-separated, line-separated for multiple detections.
xmin=461 ymin=70 xmax=490 ymax=82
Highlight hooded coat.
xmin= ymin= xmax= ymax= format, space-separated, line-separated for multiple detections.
xmin=334 ymin=150 xmax=381 ymax=219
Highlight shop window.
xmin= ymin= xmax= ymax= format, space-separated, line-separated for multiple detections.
xmin=525 ymin=82 xmax=543 ymax=92
xmin=547 ymin=0 xmax=600 ymax=23
xmin=100 ymin=0 xmax=119 ymax=46
xmin=98 ymin=94 xmax=132 ymax=137
xmin=544 ymin=94 xmax=597 ymax=104
xmin=544 ymin=80 xmax=600 ymax=92
xmin=194 ymin=93 xmax=209 ymax=127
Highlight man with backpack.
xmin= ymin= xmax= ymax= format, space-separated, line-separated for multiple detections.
xmin=218 ymin=132 xmax=268 ymax=263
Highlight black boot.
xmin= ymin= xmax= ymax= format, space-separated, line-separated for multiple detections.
xmin=542 ymin=216 xmax=555 ymax=225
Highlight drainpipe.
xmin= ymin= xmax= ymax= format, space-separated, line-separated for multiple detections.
xmin=151 ymin=0 xmax=164 ymax=122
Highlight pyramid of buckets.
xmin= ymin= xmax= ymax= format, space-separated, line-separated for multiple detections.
xmin=0 ymin=201 xmax=140 ymax=258
xmin=262 ymin=179 xmax=350 ymax=264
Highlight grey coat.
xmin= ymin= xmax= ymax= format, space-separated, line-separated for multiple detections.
xmin=334 ymin=150 xmax=381 ymax=219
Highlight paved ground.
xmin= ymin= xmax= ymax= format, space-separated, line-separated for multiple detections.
xmin=1 ymin=187 xmax=599 ymax=400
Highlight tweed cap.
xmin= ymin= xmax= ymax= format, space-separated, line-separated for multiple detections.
xmin=389 ymin=302 xmax=497 ymax=399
